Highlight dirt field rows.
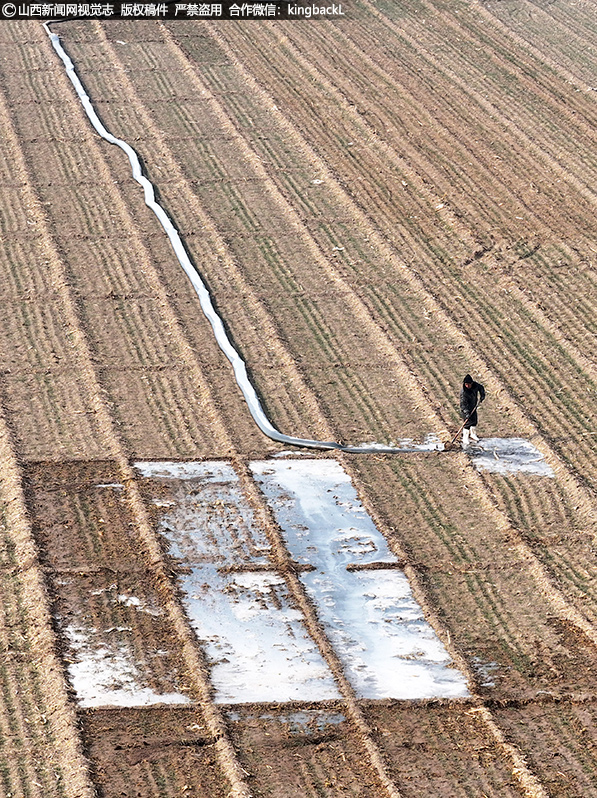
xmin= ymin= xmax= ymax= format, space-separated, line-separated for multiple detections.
xmin=1 ymin=3 xmax=597 ymax=796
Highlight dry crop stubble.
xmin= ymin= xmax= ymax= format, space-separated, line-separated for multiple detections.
xmin=7 ymin=7 xmax=596 ymax=798
xmin=53 ymin=1 xmax=596 ymax=768
xmin=207 ymin=7 xmax=597 ymax=492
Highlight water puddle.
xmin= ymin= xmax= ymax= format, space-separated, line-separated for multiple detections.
xmin=63 ymin=623 xmax=192 ymax=708
xmin=226 ymin=708 xmax=346 ymax=735
xmin=57 ymin=578 xmax=192 ymax=708
xmin=250 ymin=459 xmax=469 ymax=700
xmin=358 ymin=433 xmax=444 ymax=452
xmin=469 ymin=438 xmax=554 ymax=476
xmin=135 ymin=461 xmax=340 ymax=704
xmin=470 ymin=657 xmax=500 ymax=688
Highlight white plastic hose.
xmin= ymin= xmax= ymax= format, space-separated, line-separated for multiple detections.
xmin=44 ymin=24 xmax=441 ymax=454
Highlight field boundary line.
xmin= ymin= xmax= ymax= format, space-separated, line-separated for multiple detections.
xmin=477 ymin=707 xmax=549 ymax=798
xmin=232 ymin=457 xmax=405 ymax=798
xmin=7 ymin=31 xmax=252 ymax=798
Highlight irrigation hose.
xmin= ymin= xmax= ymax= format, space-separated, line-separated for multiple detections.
xmin=44 ymin=23 xmax=442 ymax=455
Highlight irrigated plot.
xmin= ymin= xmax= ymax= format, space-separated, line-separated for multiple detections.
xmin=135 ymin=460 xmax=340 ymax=703
xmin=26 ymin=463 xmax=194 ymax=709
xmin=468 ymin=437 xmax=554 ymax=477
xmin=138 ymin=458 xmax=468 ymax=703
xmin=57 ymin=572 xmax=192 ymax=708
xmin=251 ymin=459 xmax=469 ymax=700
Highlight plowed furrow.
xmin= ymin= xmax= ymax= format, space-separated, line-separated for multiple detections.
xmin=359 ymin=0 xmax=597 ymax=190
xmin=486 ymin=475 xmax=597 ymax=625
xmin=94 ymin=17 xmax=597 ymax=664
xmin=494 ymin=702 xmax=597 ymax=796
xmin=2 ymin=29 xmax=252 ymax=798
xmin=226 ymin=707 xmax=392 ymax=798
xmin=0 ymin=427 xmax=95 ymax=798
xmin=490 ymin=0 xmax=597 ymax=75
xmin=265 ymin=16 xmax=597 ymax=337
xmin=476 ymin=1 xmax=597 ymax=89
xmin=279 ymin=18 xmax=596 ymax=240
xmin=416 ymin=0 xmax=597 ymax=138
xmin=206 ymin=20 xmax=597 ymax=486
xmin=240 ymin=11 xmax=597 ymax=348
xmin=227 ymin=18 xmax=593 ymax=250
xmin=364 ymin=704 xmax=524 ymax=798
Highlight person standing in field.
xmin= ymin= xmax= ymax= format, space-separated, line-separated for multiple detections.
xmin=460 ymin=374 xmax=485 ymax=448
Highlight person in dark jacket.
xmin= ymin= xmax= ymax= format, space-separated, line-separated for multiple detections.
xmin=460 ymin=374 xmax=485 ymax=448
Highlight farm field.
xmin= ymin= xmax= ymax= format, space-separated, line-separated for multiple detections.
xmin=1 ymin=2 xmax=597 ymax=796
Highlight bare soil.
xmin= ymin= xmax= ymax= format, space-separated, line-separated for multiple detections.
xmin=81 ymin=707 xmax=228 ymax=798
xmin=2 ymin=3 xmax=597 ymax=796
xmin=364 ymin=702 xmax=522 ymax=797
xmin=225 ymin=705 xmax=385 ymax=798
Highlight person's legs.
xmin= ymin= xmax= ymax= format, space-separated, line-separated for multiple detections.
xmin=462 ymin=427 xmax=470 ymax=448
xmin=470 ymin=427 xmax=479 ymax=442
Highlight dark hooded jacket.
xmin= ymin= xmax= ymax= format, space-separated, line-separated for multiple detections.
xmin=460 ymin=374 xmax=485 ymax=428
